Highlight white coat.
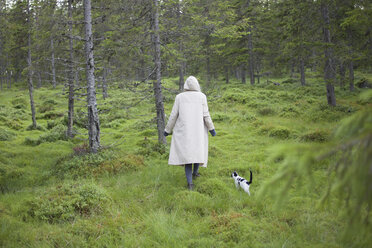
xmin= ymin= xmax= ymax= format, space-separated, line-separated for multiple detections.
xmin=165 ymin=76 xmax=215 ymax=167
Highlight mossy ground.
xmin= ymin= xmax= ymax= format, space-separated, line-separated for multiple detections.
xmin=0 ymin=72 xmax=371 ymax=247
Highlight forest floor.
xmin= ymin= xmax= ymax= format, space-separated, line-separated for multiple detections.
xmin=0 ymin=72 xmax=372 ymax=247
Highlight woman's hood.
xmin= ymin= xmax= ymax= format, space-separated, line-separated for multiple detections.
xmin=184 ymin=76 xmax=201 ymax=92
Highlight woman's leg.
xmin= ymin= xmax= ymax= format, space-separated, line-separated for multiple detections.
xmin=185 ymin=164 xmax=193 ymax=185
xmin=193 ymin=163 xmax=200 ymax=176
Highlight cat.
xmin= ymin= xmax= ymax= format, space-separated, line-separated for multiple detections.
xmin=231 ymin=170 xmax=252 ymax=196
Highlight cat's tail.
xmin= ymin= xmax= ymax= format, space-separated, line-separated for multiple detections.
xmin=248 ymin=170 xmax=252 ymax=185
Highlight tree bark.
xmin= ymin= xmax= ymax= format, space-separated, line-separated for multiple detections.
xmin=339 ymin=61 xmax=345 ymax=88
xmin=27 ymin=0 xmax=37 ymax=129
xmin=51 ymin=37 xmax=57 ymax=88
xmin=225 ymin=66 xmax=229 ymax=84
xmin=102 ymin=67 xmax=108 ymax=99
xmin=246 ymin=0 xmax=254 ymax=85
xmin=241 ymin=65 xmax=246 ymax=84
xmin=67 ymin=0 xmax=75 ymax=138
xmin=321 ymin=2 xmax=336 ymax=106
xmin=300 ymin=57 xmax=305 ymax=86
xmin=84 ymin=0 xmax=100 ymax=152
xmin=349 ymin=60 xmax=354 ymax=92
xmin=152 ymin=0 xmax=166 ymax=144
xmin=248 ymin=26 xmax=255 ymax=85
xmin=177 ymin=1 xmax=184 ymax=91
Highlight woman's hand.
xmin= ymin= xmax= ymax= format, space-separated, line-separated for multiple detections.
xmin=209 ymin=129 xmax=216 ymax=136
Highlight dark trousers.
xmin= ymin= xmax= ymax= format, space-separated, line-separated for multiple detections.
xmin=185 ymin=163 xmax=200 ymax=184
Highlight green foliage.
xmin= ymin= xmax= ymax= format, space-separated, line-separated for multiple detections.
xmin=38 ymin=99 xmax=56 ymax=113
xmin=260 ymin=107 xmax=372 ymax=236
xmin=268 ymin=126 xmax=291 ymax=139
xmin=0 ymin=128 xmax=16 ymax=141
xmin=53 ymin=150 xmax=144 ymax=179
xmin=26 ymin=182 xmax=109 ymax=223
xmin=300 ymin=130 xmax=330 ymax=142
xmin=257 ymin=107 xmax=276 ymax=116
xmin=25 ymin=124 xmax=66 ymax=146
xmin=0 ymin=162 xmax=24 ymax=193
xmin=11 ymin=97 xmax=27 ymax=109
xmin=357 ymin=89 xmax=372 ymax=105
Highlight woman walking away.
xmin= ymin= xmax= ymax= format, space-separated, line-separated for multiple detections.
xmin=164 ymin=76 xmax=216 ymax=190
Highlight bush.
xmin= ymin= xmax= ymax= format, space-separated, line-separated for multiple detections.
xmin=355 ymin=78 xmax=371 ymax=88
xmin=42 ymin=111 xmax=64 ymax=120
xmin=38 ymin=99 xmax=57 ymax=113
xmin=53 ymin=150 xmax=144 ymax=179
xmin=269 ymin=127 xmax=291 ymax=139
xmin=25 ymin=124 xmax=66 ymax=146
xmin=257 ymin=107 xmax=276 ymax=116
xmin=300 ymin=130 xmax=329 ymax=142
xmin=11 ymin=97 xmax=27 ymax=109
xmin=26 ymin=182 xmax=109 ymax=223
xmin=136 ymin=138 xmax=167 ymax=157
xmin=0 ymin=128 xmax=16 ymax=141
xmin=281 ymin=78 xmax=297 ymax=84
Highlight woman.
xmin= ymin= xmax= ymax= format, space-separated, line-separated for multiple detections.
xmin=164 ymin=76 xmax=216 ymax=190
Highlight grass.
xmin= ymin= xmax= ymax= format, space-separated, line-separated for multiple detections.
xmin=0 ymin=71 xmax=371 ymax=247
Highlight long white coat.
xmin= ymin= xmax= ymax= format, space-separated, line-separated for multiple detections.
xmin=165 ymin=76 xmax=215 ymax=167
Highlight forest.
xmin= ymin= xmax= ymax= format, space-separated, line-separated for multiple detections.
xmin=0 ymin=0 xmax=372 ymax=247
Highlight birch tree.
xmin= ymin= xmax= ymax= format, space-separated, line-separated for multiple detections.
xmin=84 ymin=0 xmax=100 ymax=152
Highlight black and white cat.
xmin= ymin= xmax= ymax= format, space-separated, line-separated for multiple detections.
xmin=231 ymin=170 xmax=252 ymax=196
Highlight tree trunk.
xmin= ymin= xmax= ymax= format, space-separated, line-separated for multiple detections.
xmin=84 ymin=0 xmax=100 ymax=152
xmin=102 ymin=67 xmax=108 ymax=99
xmin=67 ymin=0 xmax=75 ymax=138
xmin=321 ymin=2 xmax=336 ymax=106
xmin=27 ymin=0 xmax=37 ymax=129
xmin=206 ymin=56 xmax=211 ymax=85
xmin=349 ymin=60 xmax=354 ymax=91
xmin=179 ymin=61 xmax=184 ymax=91
xmin=177 ymin=1 xmax=184 ymax=91
xmin=225 ymin=66 xmax=229 ymax=84
xmin=51 ymin=38 xmax=57 ymax=88
xmin=248 ymin=27 xmax=254 ymax=85
xmin=300 ymin=58 xmax=305 ymax=86
xmin=37 ymin=71 xmax=42 ymax=88
xmin=339 ymin=62 xmax=345 ymax=88
xmin=152 ymin=0 xmax=166 ymax=144
xmin=241 ymin=65 xmax=246 ymax=84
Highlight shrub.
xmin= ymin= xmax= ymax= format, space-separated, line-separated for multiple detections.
xmin=280 ymin=105 xmax=300 ymax=117
xmin=25 ymin=124 xmax=66 ymax=146
xmin=0 ymin=128 xmax=15 ymax=141
xmin=38 ymin=99 xmax=57 ymax=113
xmin=26 ymin=182 xmax=109 ymax=223
xmin=281 ymin=78 xmax=297 ymax=84
xmin=136 ymin=138 xmax=167 ymax=156
xmin=53 ymin=150 xmax=144 ymax=179
xmin=42 ymin=111 xmax=64 ymax=120
xmin=355 ymin=78 xmax=371 ymax=88
xmin=300 ymin=130 xmax=329 ymax=142
xmin=269 ymin=127 xmax=291 ymax=139
xmin=11 ymin=97 xmax=27 ymax=109
xmin=257 ymin=107 xmax=276 ymax=116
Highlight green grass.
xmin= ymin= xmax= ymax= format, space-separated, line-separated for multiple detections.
xmin=0 ymin=72 xmax=371 ymax=247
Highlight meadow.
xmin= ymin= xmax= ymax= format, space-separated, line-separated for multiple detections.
xmin=0 ymin=72 xmax=371 ymax=247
